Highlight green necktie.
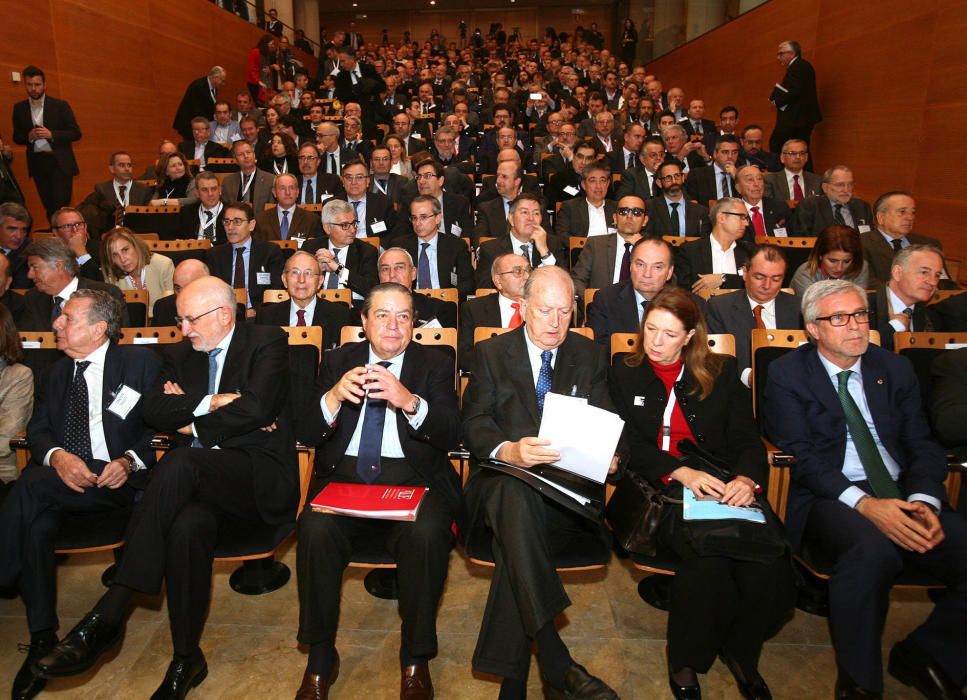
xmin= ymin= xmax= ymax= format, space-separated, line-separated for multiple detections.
xmin=836 ymin=370 xmax=902 ymax=499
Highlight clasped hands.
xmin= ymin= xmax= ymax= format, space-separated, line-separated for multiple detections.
xmin=497 ymin=437 xmax=619 ymax=475
xmin=326 ymin=363 xmax=414 ymax=415
xmin=164 ymin=380 xmax=241 ymax=435
xmin=52 ymin=450 xmax=130 ymax=493
xmin=671 ymin=466 xmax=756 ymax=507
xmin=856 ymin=497 xmax=944 ymax=554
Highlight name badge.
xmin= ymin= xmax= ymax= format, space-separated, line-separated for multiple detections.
xmin=256 ymin=271 xmax=272 ymax=285
xmin=107 ymin=385 xmax=142 ymax=419
xmin=773 ymin=227 xmax=787 ymax=237
xmin=858 ymin=224 xmax=871 ymax=233
xmin=451 ymin=223 xmax=463 ymax=236
xmin=563 ymin=185 xmax=579 ymax=196
xmin=372 ymin=220 xmax=387 ymax=233
xmin=633 ymin=396 xmax=647 ymax=407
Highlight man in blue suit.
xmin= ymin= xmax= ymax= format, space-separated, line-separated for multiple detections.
xmin=765 ymin=279 xmax=967 ymax=700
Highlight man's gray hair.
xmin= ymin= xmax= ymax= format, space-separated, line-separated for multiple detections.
xmin=378 ymin=246 xmax=415 ymax=266
xmin=778 ymin=41 xmax=801 ymax=57
xmin=71 ymin=288 xmax=122 ymax=342
xmin=321 ymin=198 xmax=354 ymax=224
xmin=893 ymin=244 xmax=944 ymax=270
xmin=0 ymin=202 xmax=31 ymax=227
xmin=801 ymin=279 xmax=867 ymax=326
xmin=821 ymin=165 xmax=852 ymax=184
xmin=208 ymin=66 xmax=226 ymax=79
xmin=23 ymin=237 xmax=79 ymax=277
xmin=661 ymin=123 xmax=686 ymax=140
xmin=710 ymin=197 xmax=746 ymax=221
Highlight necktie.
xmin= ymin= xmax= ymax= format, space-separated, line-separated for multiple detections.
xmin=351 ymin=200 xmax=361 ymax=224
xmin=669 ymin=202 xmax=681 ymax=235
xmin=203 ymin=210 xmax=215 ymax=241
xmin=296 ymin=309 xmax=306 ymax=327
xmin=751 ymin=206 xmax=767 ymax=238
xmin=835 ymin=370 xmax=902 ymax=499
xmin=694 ymin=120 xmax=703 ymax=134
xmin=377 ymin=178 xmax=388 ymax=194
xmin=281 ymin=210 xmax=290 ymax=240
xmin=536 ymin=350 xmax=553 ymax=415
xmin=509 ymin=302 xmax=522 ymax=329
xmin=833 ymin=203 xmax=846 ymax=224
xmin=355 ymin=360 xmax=393 ymax=483
xmin=619 ymin=242 xmax=632 ymax=282
xmin=520 ymin=243 xmax=531 ymax=265
xmin=115 ymin=185 xmax=127 ymax=226
xmin=208 ymin=348 xmax=222 ymax=394
xmin=329 ymin=153 xmax=336 ymax=174
xmin=305 ymin=179 xmax=314 ymax=204
xmin=721 ymin=173 xmax=731 ymax=198
xmin=417 ymin=242 xmax=431 ymax=289
xmin=327 ymin=249 xmax=341 ymax=289
xmin=64 ymin=361 xmax=93 ymax=462
xmin=233 ymin=247 xmax=245 ymax=289
xmin=627 ymin=152 xmax=635 ymax=169
xmin=640 ymin=299 xmax=648 ymax=322
xmin=753 ymin=304 xmax=766 ymax=330
xmin=792 ymin=174 xmax=804 ymax=201
xmin=239 ymin=173 xmax=250 ymax=202
xmin=891 ymin=239 xmax=903 ymax=253
xmin=51 ymin=295 xmax=64 ymax=323
xmin=902 ymin=307 xmax=914 ymax=331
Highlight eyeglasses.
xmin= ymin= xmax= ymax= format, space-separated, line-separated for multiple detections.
xmin=409 ymin=213 xmax=439 ymax=222
xmin=496 ymin=266 xmax=531 ymax=277
xmin=328 ymin=220 xmax=358 ymax=230
xmin=297 ymin=155 xmax=320 ymax=162
xmin=342 ymin=174 xmax=369 ymax=181
xmin=285 ymin=269 xmax=321 ymax=278
xmin=415 ymin=172 xmax=439 ymax=180
xmin=55 ymin=222 xmax=86 ymax=232
xmin=720 ymin=211 xmax=748 ymax=219
xmin=223 ymin=217 xmax=250 ymax=227
xmin=814 ymin=310 xmax=870 ymax=327
xmin=657 ymin=173 xmax=683 ymax=181
xmin=174 ymin=306 xmax=223 ymax=326
xmin=616 ymin=207 xmax=645 ymax=217
xmin=781 ymin=150 xmax=808 ymax=157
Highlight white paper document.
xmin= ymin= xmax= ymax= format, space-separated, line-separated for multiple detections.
xmin=538 ymin=392 xmax=625 ymax=484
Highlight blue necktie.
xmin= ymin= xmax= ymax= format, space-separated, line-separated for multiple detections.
xmin=208 ymin=348 xmax=223 ymax=394
xmin=281 ymin=209 xmax=290 ymax=240
xmin=417 ymin=242 xmax=431 ymax=289
xmin=536 ymin=350 xmax=553 ymax=414
xmin=327 ymin=248 xmax=341 ymax=289
xmin=355 ymin=361 xmax=392 ymax=483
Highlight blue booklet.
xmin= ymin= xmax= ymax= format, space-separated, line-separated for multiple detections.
xmin=682 ymin=489 xmax=767 ymax=524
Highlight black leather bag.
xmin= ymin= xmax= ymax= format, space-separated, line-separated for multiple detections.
xmin=605 ymin=470 xmax=681 ymax=556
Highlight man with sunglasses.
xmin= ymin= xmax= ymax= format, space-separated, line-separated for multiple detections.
xmin=766 ymin=279 xmax=967 ymax=700
xmin=571 ymin=195 xmax=647 ymax=300
xmin=304 ymin=198 xmax=379 ymax=304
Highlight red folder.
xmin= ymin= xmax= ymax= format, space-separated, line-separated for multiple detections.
xmin=310 ymin=483 xmax=428 ymax=521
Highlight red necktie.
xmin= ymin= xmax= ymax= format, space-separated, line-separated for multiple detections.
xmin=753 ymin=304 xmax=766 ymax=330
xmin=792 ymin=174 xmax=804 ymax=201
xmin=296 ymin=309 xmax=306 ymax=327
xmin=750 ymin=206 xmax=767 ymax=238
xmin=509 ymin=302 xmax=522 ymax=329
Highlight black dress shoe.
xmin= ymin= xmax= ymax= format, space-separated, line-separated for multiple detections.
xmin=33 ymin=612 xmax=122 ymax=678
xmin=150 ymin=653 xmax=208 ymax=700
xmin=544 ymin=663 xmax=619 ymax=699
xmin=888 ymin=639 xmax=966 ymax=700
xmin=668 ymin=666 xmax=701 ymax=700
xmin=719 ymin=655 xmax=772 ymax=700
xmin=12 ymin=637 xmax=56 ymax=700
xmin=834 ymin=674 xmax=882 ymax=699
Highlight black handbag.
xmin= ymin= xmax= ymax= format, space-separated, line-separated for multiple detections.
xmin=605 ymin=470 xmax=681 ymax=557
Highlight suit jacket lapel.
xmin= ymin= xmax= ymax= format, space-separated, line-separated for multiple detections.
xmin=605 ymin=235 xmax=618 ymax=279
xmin=100 ymin=345 xmax=124 ymax=453
xmin=551 ymin=333 xmax=580 ymax=397
xmin=218 ymin=323 xmax=247 ymax=392
xmin=805 ymin=347 xmax=843 ymax=418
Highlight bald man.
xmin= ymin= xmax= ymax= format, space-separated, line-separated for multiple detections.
xmin=151 ymin=258 xmax=209 ymax=327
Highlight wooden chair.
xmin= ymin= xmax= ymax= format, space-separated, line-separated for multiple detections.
xmin=754 ymin=236 xmax=816 ymax=285
xmin=318 ymin=288 xmax=352 ymax=305
xmin=608 ymin=332 xmax=735 ymax=362
xmin=124 ymin=205 xmax=182 ymax=238
xmin=118 ymin=326 xmax=182 ymax=345
xmin=133 ymin=232 xmax=160 ymax=241
xmin=893 ymin=331 xmax=967 ymax=434
xmin=569 ymin=236 xmax=587 ymax=268
xmin=662 ymin=235 xmax=699 ymax=247
xmin=473 ymin=326 xmax=592 ymax=345
xmin=271 ymin=239 xmax=300 ymax=251
xmin=930 ymin=289 xmax=964 ymax=305
xmin=474 ymin=288 xmax=498 ymax=297
xmin=357 ymin=236 xmax=380 ymax=250
xmin=414 ymin=287 xmax=458 ymax=304
xmin=145 ymin=239 xmax=212 ymax=252
xmin=121 ymin=289 xmax=149 ymax=327
xmin=263 ymin=289 xmax=290 ymax=305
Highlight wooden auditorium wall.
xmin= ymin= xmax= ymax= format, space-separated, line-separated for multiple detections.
xmin=645 ymin=0 xmax=967 ymax=273
xmin=0 ymin=0 xmax=316 ymax=226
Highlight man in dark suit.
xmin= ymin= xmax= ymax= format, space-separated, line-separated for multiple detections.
xmin=177 ymin=118 xmax=230 ymax=172
xmin=20 ymin=238 xmax=129 ymax=331
xmin=868 ymin=245 xmax=944 ymax=351
xmin=178 ymin=172 xmax=228 ymax=246
xmin=554 ymin=163 xmax=617 ymax=239
xmin=397 ymin=158 xmax=472 ymax=239
xmin=675 ymin=198 xmax=754 ymax=293
xmin=368 ymin=145 xmax=405 ymax=204
xmin=377 ymin=247 xmax=457 ymax=328
xmin=790 ymin=166 xmax=873 ymax=236
xmin=339 ymin=160 xmax=396 ymax=241
xmin=206 ymin=202 xmax=284 ymax=317
xmin=477 ymin=194 xmax=568 ymax=290
xmin=220 ymin=140 xmax=275 ymax=214
xmin=389 ymin=196 xmax=473 ymax=300
xmin=172 ymin=67 xmax=225 ymax=141
xmin=608 ymin=123 xmax=646 ymax=177
xmin=151 ymin=259 xmax=209 ymax=327
xmin=734 ymin=165 xmax=792 ymax=241
xmin=644 ymin=160 xmax=711 ymax=238
xmin=572 ymin=195 xmax=647 ymax=300
xmin=292 ymin=283 xmax=460 ymax=700
xmin=679 ymin=99 xmax=717 ymax=153
xmin=255 ymin=250 xmax=352 ymax=350
xmin=333 ymin=48 xmax=386 ymax=138
xmin=765 ymin=280 xmax=967 ymax=700
xmin=461 ymin=266 xmax=621 ymax=699
xmin=616 ymin=136 xmax=665 ymax=202
xmin=0 ymin=290 xmax=160 ymax=700
xmin=547 ymin=142 xmax=599 ymax=211
xmin=46 ymin=208 xmax=100 ymax=283
xmin=303 ymin=199 xmax=379 ymax=304
xmin=390 ymin=113 xmax=428 ymax=159
xmin=458 ymin=253 xmax=529 ymax=372
xmin=76 ymin=152 xmax=153 ymax=235
xmin=737 ymin=125 xmax=781 ymax=172
xmin=11 ymin=66 xmax=82 ymax=220
xmin=662 ymin=123 xmax=709 ymax=173
xmin=315 ymin=124 xmax=356 ymax=179
xmin=476 ymin=154 xmax=542 ymax=207
xmin=769 ymin=41 xmax=822 ymax=160
xmin=684 ymin=135 xmax=739 ymax=206
xmin=0 ymin=202 xmax=33 ymax=289
xmin=706 ymin=245 xmax=802 ymax=385
xmin=36 ymin=276 xmax=298 ymax=698
xmin=0 ymin=252 xmax=25 ymax=326
xmin=340 ymin=115 xmax=374 ymax=163
xmin=763 ymin=139 xmax=820 ymax=202
xmin=254 ymin=173 xmax=324 ymax=243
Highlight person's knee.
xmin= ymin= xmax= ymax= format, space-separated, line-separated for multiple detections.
xmin=169 ymin=504 xmax=218 ymax=549
xmin=835 ymin=533 xmax=902 ymax=586
xmin=297 ymin=509 xmax=345 ymax=548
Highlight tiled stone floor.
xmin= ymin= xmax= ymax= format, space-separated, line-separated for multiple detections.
xmin=0 ymin=542 xmax=929 ymax=698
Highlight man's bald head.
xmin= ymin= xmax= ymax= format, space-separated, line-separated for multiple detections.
xmin=497 ymin=148 xmax=522 ymax=166
xmin=177 ymin=276 xmax=237 ymax=352
xmin=173 ymin=259 xmax=210 ymax=296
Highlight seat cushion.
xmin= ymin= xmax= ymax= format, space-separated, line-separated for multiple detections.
xmin=55 ymin=507 xmax=132 ymax=551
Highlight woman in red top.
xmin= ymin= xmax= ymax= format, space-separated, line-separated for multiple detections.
xmin=608 ymin=287 xmax=793 ymax=700
xmin=247 ymin=35 xmax=275 ymax=104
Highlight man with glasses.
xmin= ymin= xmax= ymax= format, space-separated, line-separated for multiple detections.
xmin=377 ymin=247 xmax=457 ymax=328
xmin=539 ymin=118 xmax=577 ymax=184
xmin=675 ymin=197 xmax=755 ymax=293
xmin=177 ymin=117 xmax=229 ymax=172
xmin=304 ymin=199 xmax=379 ymax=304
xmin=340 ymin=160 xmax=395 ymax=240
xmin=256 ymin=250 xmax=352 ymax=350
xmin=297 ymin=142 xmax=344 ymax=205
xmin=644 ymin=160 xmax=711 ymax=237
xmin=617 ymin=135 xmax=666 ymax=201
xmin=790 ymin=165 xmax=873 ymax=236
xmin=429 ymin=126 xmax=472 ymax=174
xmin=36 ymin=276 xmax=298 ymax=700
xmin=764 ymin=139 xmax=820 ymax=202
xmin=572 ymin=195 xmax=648 ymax=300
xmin=547 ymin=142 xmax=599 ymax=211
xmin=255 ymin=173 xmax=324 ymax=243
xmin=555 ymin=162 xmax=617 ymax=239
xmin=766 ymin=279 xmax=967 ymax=700
xmin=50 ymin=207 xmax=102 ymax=280
xmin=458 ymin=252 xmax=530 ymax=372
xmin=0 ymin=202 xmax=33 ymax=288
xmin=398 ymin=159 xmax=472 ymax=239
xmin=206 ymin=202 xmax=283 ymax=318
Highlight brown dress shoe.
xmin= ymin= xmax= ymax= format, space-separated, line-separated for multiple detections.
xmin=294 ymin=654 xmax=340 ymax=700
xmin=401 ymin=663 xmax=434 ymax=700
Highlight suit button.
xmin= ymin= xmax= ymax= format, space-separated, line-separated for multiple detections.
xmin=686 ymin=414 xmax=696 ymax=423
xmin=696 ymin=435 xmax=705 ymax=443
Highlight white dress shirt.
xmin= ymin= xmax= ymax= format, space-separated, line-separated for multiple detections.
xmin=44 ymin=340 xmax=111 ymax=465
xmin=497 ymin=292 xmax=520 ymax=327
xmin=289 ymin=297 xmax=317 ymax=326
xmin=586 ymin=199 xmax=609 ymax=236
xmin=509 ymin=232 xmax=556 ymax=267
xmin=709 ymin=239 xmax=738 ymax=275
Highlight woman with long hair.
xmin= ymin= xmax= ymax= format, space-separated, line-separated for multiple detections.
xmin=100 ymin=227 xmax=174 ymax=319
xmin=149 ymin=152 xmax=196 ymax=206
xmin=791 ymin=224 xmax=870 ymax=296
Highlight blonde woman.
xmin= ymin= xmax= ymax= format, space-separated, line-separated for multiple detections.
xmin=101 ymin=227 xmax=174 ymax=319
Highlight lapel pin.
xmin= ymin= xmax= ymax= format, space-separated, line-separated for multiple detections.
xmin=876 ymin=378 xmax=884 ymax=385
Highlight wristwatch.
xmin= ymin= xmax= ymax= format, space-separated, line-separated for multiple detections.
xmin=404 ymin=395 xmax=422 ymax=416
xmin=118 ymin=453 xmax=137 ymax=474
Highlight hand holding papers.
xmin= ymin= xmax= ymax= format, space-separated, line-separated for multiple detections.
xmin=537 ymin=392 xmax=625 ymax=484
xmin=682 ymin=489 xmax=766 ymax=524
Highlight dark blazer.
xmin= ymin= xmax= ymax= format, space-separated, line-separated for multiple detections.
xmin=471 ymin=197 xmax=511 ymax=245
xmin=684 ymin=165 xmax=734 ymax=206
xmin=334 ymin=62 xmax=387 ymax=105
xmin=255 ymin=297 xmax=353 ymax=350
xmin=296 ymin=172 xmax=345 ymax=202
xmin=615 ymin=167 xmax=658 ymax=200
xmin=177 ymin=140 xmax=230 ymax=165
xmin=205 ymin=239 xmax=284 ymax=311
xmin=764 ymin=342 xmax=945 ymax=549
xmin=391 ymin=232 xmax=475 ymax=299
xmin=587 ymin=280 xmax=642 ymax=345
xmin=221 ymin=169 xmax=276 ymax=214
xmin=342 ymin=138 xmax=374 ymax=163
xmin=3 ymin=239 xmax=32 ymax=289
xmin=643 ymin=196 xmax=711 ymax=237
xmin=300 ymin=340 xmax=463 ymax=514
xmin=554 ymin=198 xmax=618 ymax=239
xmin=763 ymin=170 xmax=821 ymax=201
xmin=705 ymin=289 xmax=803 ymax=377
xmin=392 ymin=191 xmax=472 ymax=240
xmin=737 ymin=149 xmax=782 ymax=173
xmin=172 ymin=76 xmax=218 ymax=138
xmin=609 ymin=355 xmax=766 ymax=487
xmin=413 ymin=292 xmax=457 ymax=329
xmin=12 ymin=95 xmax=81 ymax=177
xmin=343 ymin=192 xmax=396 ymax=240
xmin=457 ymin=293 xmax=503 ymax=373
xmin=770 ymin=57 xmax=822 ymax=135
xmin=177 ymin=202 xmax=227 ymax=246
xmin=77 ymin=180 xmax=153 ymax=235
xmin=369 ymin=173 xmax=405 ymax=204
xmin=21 ymin=278 xmax=130 ymax=331
xmin=301 ymin=236 xmax=379 ymax=298
xmin=75 ymin=238 xmax=102 ymax=282
xmin=930 ymin=348 xmax=967 ymax=449
xmin=27 ymin=343 xmax=161 ymax=487
xmin=476 ymin=174 xmax=542 ymax=205
xmin=571 ymin=233 xmax=625 ymax=298
xmin=675 ymin=237 xmax=754 ymax=290
xmin=741 ymin=197 xmax=792 ymax=242
xmin=790 ymin=195 xmax=873 ymax=236
xmin=0 ymin=290 xmax=25 ymax=327
xmin=547 ymin=168 xmax=583 ymax=210
xmin=860 ymin=230 xmax=950 ymax=286
xmin=868 ymin=283 xmax=940 ymax=351
xmin=144 ymin=324 xmax=298 ymax=524
xmin=607 ymin=148 xmax=643 ymax=177
xmin=151 ymin=295 xmax=246 ymax=328
xmin=680 ymin=118 xmax=718 ymax=153
xmin=254 ymin=206 xmax=324 ymax=242
xmin=476 ymin=233 xmax=569 ymax=289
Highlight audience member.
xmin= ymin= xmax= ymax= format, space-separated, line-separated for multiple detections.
xmin=554 ymin=162 xmax=616 ymax=239
xmin=0 ymin=303 xmax=31 ymax=481
xmin=643 ymin=160 xmax=710 ymax=237
xmin=791 ymin=224 xmax=870 ymax=296
xmin=303 ymin=199 xmax=379 ymax=303
xmin=49 ymin=207 xmax=101 ymax=281
xmin=172 ymin=66 xmax=226 ymax=141
xmin=177 ymin=172 xmax=228 ymax=245
xmin=571 ymin=195 xmax=647 ymax=299
xmin=151 ymin=258 xmax=210 ymax=327
xmin=790 ymin=166 xmax=873 ymax=236
xmin=675 ymin=198 xmax=753 ymax=292
xmin=149 ymin=152 xmax=198 ymax=207
xmin=76 ymin=152 xmax=152 ymax=235
xmin=734 ymin=164 xmax=792 ymax=241
xmin=221 ymin=140 xmax=274 ymax=213
xmin=0 ymin=203 xmax=32 ymax=289
xmin=869 ymin=244 xmax=944 ymax=350
xmin=177 ymin=117 xmax=230 ymax=172
xmin=340 ymin=160 xmax=396 ymax=239
xmin=763 ymin=139 xmax=819 ymax=202
xmin=99 ymin=227 xmax=175 ymax=320
xmin=376 ymin=247 xmax=457 ymax=328
xmin=254 ymin=173 xmax=323 ymax=243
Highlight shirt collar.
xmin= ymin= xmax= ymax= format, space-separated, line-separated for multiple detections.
xmin=522 ymin=325 xmax=557 ymax=366
xmin=55 ymin=276 xmax=80 ymax=300
xmin=292 ymin=295 xmax=317 ymax=313
xmin=367 ymin=346 xmax=405 ymax=371
xmin=78 ymin=338 xmax=111 ymax=365
xmin=233 ymin=237 xmax=252 ymax=252
xmin=887 ymin=284 xmax=910 ymax=315
xmin=879 ymin=229 xmax=905 ymax=246
xmin=207 ymin=325 xmax=236 ymax=356
xmin=747 ymin=294 xmax=775 ymax=312
xmin=817 ymin=348 xmax=861 ymax=379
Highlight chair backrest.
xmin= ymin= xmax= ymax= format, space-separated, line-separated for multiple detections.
xmin=19 ymin=331 xmax=60 ymax=391
xmin=930 ymin=289 xmax=964 ymax=305
xmin=318 ymin=288 xmax=352 ymax=305
xmin=233 ymin=289 xmax=247 ymax=308
xmin=271 ymin=239 xmax=300 ymax=251
xmin=893 ymin=331 xmax=967 ymax=410
xmin=357 ymin=236 xmax=380 ymax=249
xmin=122 ymin=289 xmax=149 ymax=327
xmin=263 ymin=289 xmax=290 ymax=305
xmin=18 ymin=331 xmax=57 ymax=349
xmin=754 ymin=236 xmax=817 ymax=286
xmin=133 ymin=232 xmax=160 ymax=241
xmin=414 ymin=287 xmax=458 ymax=304
xmin=125 ymin=205 xmax=180 ymax=215
xmin=264 ymin=202 xmax=326 ymax=214
xmin=125 ymin=205 xmax=182 ymax=238
xmin=662 ymin=235 xmax=699 ymax=247
xmin=146 ymin=239 xmax=212 ymax=252
xmin=609 ymin=332 xmax=735 ymax=360
xmin=569 ymin=236 xmax=587 ymax=268
xmin=282 ymin=325 xmax=323 ymax=364
xmin=118 ymin=326 xmax=183 ymax=345
xmin=583 ymin=288 xmax=599 ymax=312
xmin=478 ymin=236 xmax=496 ymax=247
xmin=707 ymin=333 xmax=736 ymax=356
